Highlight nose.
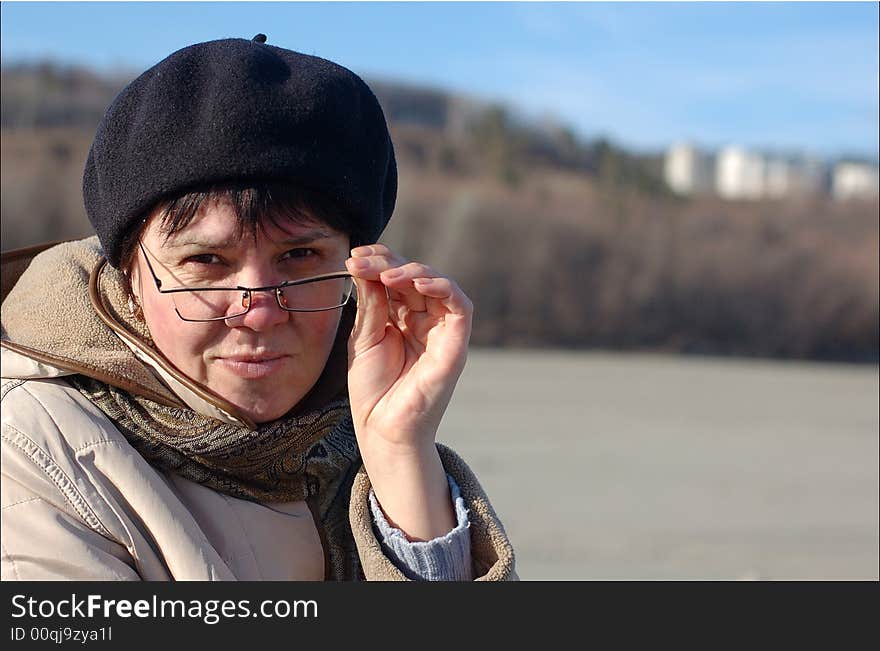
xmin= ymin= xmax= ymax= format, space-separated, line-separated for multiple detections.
xmin=229 ymin=289 xmax=290 ymax=331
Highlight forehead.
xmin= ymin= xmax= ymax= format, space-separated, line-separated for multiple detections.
xmin=145 ymin=198 xmax=346 ymax=248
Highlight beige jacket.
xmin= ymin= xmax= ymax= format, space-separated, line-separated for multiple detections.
xmin=0 ymin=239 xmax=516 ymax=581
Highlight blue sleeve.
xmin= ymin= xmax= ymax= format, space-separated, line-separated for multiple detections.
xmin=368 ymin=473 xmax=474 ymax=581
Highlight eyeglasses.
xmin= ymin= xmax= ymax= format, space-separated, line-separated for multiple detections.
xmin=137 ymin=241 xmax=354 ymax=322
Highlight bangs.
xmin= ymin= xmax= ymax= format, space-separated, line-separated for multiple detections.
xmin=156 ymin=183 xmax=357 ymax=245
xmin=118 ymin=182 xmax=362 ymax=273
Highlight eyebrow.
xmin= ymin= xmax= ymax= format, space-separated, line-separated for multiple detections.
xmin=163 ymin=229 xmax=335 ymax=249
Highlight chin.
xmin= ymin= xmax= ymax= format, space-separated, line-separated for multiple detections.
xmin=216 ymin=368 xmax=313 ymax=423
xmin=241 ymin=382 xmax=312 ymax=423
xmin=240 ymin=399 xmax=298 ymax=425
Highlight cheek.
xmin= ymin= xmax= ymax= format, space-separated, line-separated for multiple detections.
xmin=305 ymin=312 xmax=342 ymax=349
xmin=293 ymin=312 xmax=342 ymax=372
xmin=141 ymin=294 xmax=217 ymax=374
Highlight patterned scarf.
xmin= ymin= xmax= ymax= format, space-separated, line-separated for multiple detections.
xmin=68 ymin=375 xmax=357 ymax=503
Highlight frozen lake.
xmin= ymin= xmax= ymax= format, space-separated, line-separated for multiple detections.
xmin=437 ymin=349 xmax=880 ymax=580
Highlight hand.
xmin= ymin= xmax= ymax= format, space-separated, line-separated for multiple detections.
xmin=343 ymin=244 xmax=471 ymax=540
xmin=344 ymin=243 xmax=472 ymax=459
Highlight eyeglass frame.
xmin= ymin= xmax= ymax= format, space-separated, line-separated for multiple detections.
xmin=136 ymin=241 xmax=354 ymax=322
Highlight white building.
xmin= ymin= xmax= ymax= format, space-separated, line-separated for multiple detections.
xmin=664 ymin=143 xmax=714 ymax=195
xmin=832 ymin=162 xmax=880 ymax=200
xmin=663 ymin=141 xmax=852 ymax=200
xmin=716 ymin=146 xmax=766 ymax=200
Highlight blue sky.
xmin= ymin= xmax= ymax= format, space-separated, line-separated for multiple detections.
xmin=2 ymin=2 xmax=878 ymax=158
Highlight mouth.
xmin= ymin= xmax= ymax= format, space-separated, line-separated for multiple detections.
xmin=215 ymin=354 xmax=290 ymax=379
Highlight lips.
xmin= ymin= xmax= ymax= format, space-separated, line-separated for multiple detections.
xmin=215 ymin=354 xmax=290 ymax=379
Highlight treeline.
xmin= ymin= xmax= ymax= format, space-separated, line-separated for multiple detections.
xmin=2 ymin=62 xmax=877 ymax=362
xmin=1 ymin=62 xmax=130 ymax=129
xmin=371 ymin=78 xmax=669 ymax=194
xmin=384 ymin=169 xmax=878 ymax=361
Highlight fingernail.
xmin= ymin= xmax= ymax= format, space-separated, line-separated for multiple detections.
xmin=351 ymin=246 xmax=373 ymax=257
xmin=413 ymin=277 xmax=433 ymax=284
xmin=382 ymin=268 xmax=402 ymax=278
xmin=348 ymin=258 xmax=369 ymax=270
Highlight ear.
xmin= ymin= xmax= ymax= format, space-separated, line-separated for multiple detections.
xmin=124 ymin=252 xmax=146 ymax=315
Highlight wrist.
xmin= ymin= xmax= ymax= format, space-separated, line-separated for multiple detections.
xmin=360 ymin=436 xmax=436 ymax=473
xmin=361 ymin=440 xmax=455 ymax=542
xmin=361 ymin=438 xmax=441 ymax=500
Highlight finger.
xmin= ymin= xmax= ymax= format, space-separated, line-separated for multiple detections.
xmin=412 ymin=276 xmax=473 ymax=374
xmin=350 ymin=243 xmax=398 ymax=258
xmin=412 ymin=276 xmax=474 ymax=319
xmin=379 ymin=261 xmax=438 ymax=283
xmin=348 ymin=243 xmax=408 ymax=274
xmin=348 ymin=275 xmax=390 ymax=355
xmin=381 ymin=262 xmax=440 ymax=313
xmin=345 ymin=251 xmax=408 ymax=282
xmin=388 ymin=286 xmax=426 ymax=315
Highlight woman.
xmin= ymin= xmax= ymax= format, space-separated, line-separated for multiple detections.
xmin=0 ymin=35 xmax=515 ymax=581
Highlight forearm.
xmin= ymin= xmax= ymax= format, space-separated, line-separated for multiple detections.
xmin=361 ymin=441 xmax=456 ymax=541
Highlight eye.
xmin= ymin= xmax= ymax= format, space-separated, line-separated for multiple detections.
xmin=183 ymin=253 xmax=222 ymax=265
xmin=281 ymin=248 xmax=318 ymax=261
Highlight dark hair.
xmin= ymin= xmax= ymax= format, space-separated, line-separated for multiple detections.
xmin=119 ymin=181 xmax=363 ymax=278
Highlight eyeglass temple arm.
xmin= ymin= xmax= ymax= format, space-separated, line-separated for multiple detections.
xmin=137 ymin=241 xmax=163 ymax=289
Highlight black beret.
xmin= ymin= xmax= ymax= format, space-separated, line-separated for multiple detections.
xmin=83 ymin=34 xmax=397 ymax=267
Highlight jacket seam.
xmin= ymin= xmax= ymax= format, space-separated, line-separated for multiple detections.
xmin=0 ymin=538 xmax=22 ymax=581
xmin=0 ymin=379 xmax=26 ymax=402
xmin=1 ymin=496 xmax=42 ymax=509
xmin=2 ymin=424 xmax=114 ymax=540
xmin=1 ymin=500 xmax=135 ymax=581
xmin=70 ymin=438 xmax=129 ymax=454
xmin=4 ymin=380 xmax=131 ymax=453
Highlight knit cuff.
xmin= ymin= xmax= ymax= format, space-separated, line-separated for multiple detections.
xmin=368 ymin=473 xmax=474 ymax=581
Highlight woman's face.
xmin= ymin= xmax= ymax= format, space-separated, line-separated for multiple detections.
xmin=130 ymin=199 xmax=351 ymax=424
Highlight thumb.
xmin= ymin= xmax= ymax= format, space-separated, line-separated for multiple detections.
xmin=349 ymin=275 xmax=390 ymax=356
